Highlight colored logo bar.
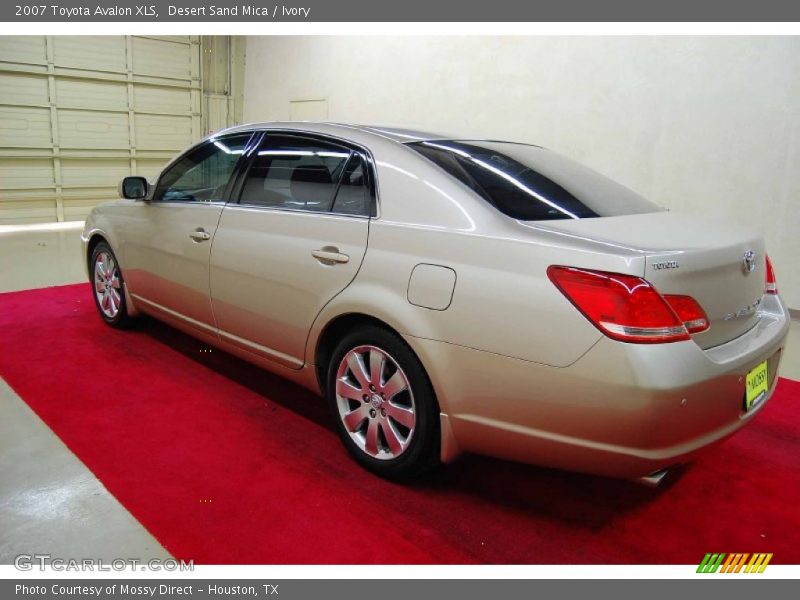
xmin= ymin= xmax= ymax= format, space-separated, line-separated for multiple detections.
xmin=697 ymin=553 xmax=772 ymax=573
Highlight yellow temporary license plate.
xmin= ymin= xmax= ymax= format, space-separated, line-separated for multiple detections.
xmin=745 ymin=360 xmax=769 ymax=411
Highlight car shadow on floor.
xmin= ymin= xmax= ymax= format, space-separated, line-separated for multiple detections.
xmin=141 ymin=315 xmax=681 ymax=529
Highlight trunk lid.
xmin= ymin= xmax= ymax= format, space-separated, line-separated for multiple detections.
xmin=531 ymin=211 xmax=766 ymax=349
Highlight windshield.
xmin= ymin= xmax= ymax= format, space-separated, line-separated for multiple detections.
xmin=409 ymin=140 xmax=662 ymax=221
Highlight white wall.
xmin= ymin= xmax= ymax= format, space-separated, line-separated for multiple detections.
xmin=244 ymin=36 xmax=800 ymax=309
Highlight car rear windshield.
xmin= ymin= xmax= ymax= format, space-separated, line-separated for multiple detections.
xmin=409 ymin=140 xmax=662 ymax=221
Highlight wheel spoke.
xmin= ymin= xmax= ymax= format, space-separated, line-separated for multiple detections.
xmin=109 ymin=287 xmax=121 ymax=308
xmin=382 ymin=370 xmax=407 ymax=401
xmin=382 ymin=421 xmax=404 ymax=456
xmin=369 ymin=350 xmax=385 ymax=387
xmin=110 ymin=274 xmax=121 ymax=289
xmin=342 ymin=406 xmax=368 ymax=432
xmin=346 ymin=351 xmax=370 ymax=390
xmin=336 ymin=378 xmax=364 ymax=403
xmin=387 ymin=403 xmax=415 ymax=429
xmin=108 ymin=290 xmax=118 ymax=314
xmin=95 ymin=280 xmax=106 ymax=294
xmin=364 ymin=420 xmax=380 ymax=455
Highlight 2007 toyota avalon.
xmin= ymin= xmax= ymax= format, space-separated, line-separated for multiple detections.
xmin=81 ymin=122 xmax=790 ymax=482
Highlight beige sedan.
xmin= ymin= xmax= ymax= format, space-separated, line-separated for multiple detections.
xmin=82 ymin=123 xmax=790 ymax=483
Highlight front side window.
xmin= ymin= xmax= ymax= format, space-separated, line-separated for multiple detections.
xmin=155 ymin=133 xmax=252 ymax=203
xmin=410 ymin=140 xmax=662 ymax=221
xmin=239 ymin=135 xmax=352 ymax=212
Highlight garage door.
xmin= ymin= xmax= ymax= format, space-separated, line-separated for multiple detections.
xmin=0 ymin=36 xmax=203 ymax=224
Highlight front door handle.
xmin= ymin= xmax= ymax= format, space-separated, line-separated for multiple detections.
xmin=189 ymin=229 xmax=211 ymax=242
xmin=312 ymin=247 xmax=350 ymax=265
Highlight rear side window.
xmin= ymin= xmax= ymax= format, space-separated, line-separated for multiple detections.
xmin=410 ymin=140 xmax=661 ymax=221
xmin=331 ymin=154 xmax=369 ymax=216
xmin=239 ymin=136 xmax=351 ymax=212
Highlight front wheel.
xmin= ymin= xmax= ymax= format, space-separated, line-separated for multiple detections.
xmin=326 ymin=325 xmax=440 ymax=480
xmin=90 ymin=242 xmax=133 ymax=328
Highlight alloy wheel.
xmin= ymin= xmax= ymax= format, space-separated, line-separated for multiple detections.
xmin=335 ymin=345 xmax=416 ymax=460
xmin=94 ymin=251 xmax=122 ymax=319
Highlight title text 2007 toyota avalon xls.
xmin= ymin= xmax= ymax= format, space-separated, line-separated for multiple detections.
xmin=82 ymin=123 xmax=789 ymax=482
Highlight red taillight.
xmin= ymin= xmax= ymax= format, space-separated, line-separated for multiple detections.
xmin=664 ymin=295 xmax=710 ymax=334
xmin=547 ymin=266 xmax=692 ymax=344
xmin=765 ymin=254 xmax=778 ymax=295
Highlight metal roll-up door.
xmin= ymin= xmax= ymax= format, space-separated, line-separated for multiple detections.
xmin=0 ymin=35 xmax=205 ymax=224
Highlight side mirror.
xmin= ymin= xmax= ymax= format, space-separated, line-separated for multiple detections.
xmin=119 ymin=176 xmax=150 ymax=200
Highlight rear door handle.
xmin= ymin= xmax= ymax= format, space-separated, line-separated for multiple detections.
xmin=189 ymin=229 xmax=211 ymax=242
xmin=312 ymin=248 xmax=350 ymax=265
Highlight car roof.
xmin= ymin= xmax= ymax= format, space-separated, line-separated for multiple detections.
xmin=213 ymin=121 xmax=452 ymax=145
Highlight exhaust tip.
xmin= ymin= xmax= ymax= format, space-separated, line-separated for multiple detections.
xmin=636 ymin=468 xmax=670 ymax=488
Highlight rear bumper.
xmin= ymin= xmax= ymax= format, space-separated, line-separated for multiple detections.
xmin=408 ymin=294 xmax=790 ymax=478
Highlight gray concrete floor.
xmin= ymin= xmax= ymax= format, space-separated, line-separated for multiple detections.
xmin=0 ymin=225 xmax=170 ymax=564
xmin=0 ymin=224 xmax=798 ymax=564
xmin=0 ymin=380 xmax=170 ymax=564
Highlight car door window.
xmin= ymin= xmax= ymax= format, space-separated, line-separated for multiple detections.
xmin=331 ymin=153 xmax=369 ymax=216
xmin=239 ymin=136 xmax=351 ymax=212
xmin=155 ymin=133 xmax=252 ymax=203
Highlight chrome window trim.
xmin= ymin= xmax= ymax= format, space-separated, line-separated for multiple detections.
xmin=223 ymin=203 xmax=371 ymax=220
xmin=146 ymin=127 xmax=381 ymax=219
xmin=149 ymin=201 xmax=229 ymax=208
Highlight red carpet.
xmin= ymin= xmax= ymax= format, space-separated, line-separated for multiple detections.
xmin=1 ymin=283 xmax=799 ymax=564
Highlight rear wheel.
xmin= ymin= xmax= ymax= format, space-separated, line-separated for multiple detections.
xmin=90 ymin=242 xmax=132 ymax=328
xmin=326 ymin=325 xmax=440 ymax=480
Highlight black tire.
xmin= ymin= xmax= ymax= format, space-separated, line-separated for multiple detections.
xmin=89 ymin=241 xmax=133 ymax=329
xmin=326 ymin=324 xmax=441 ymax=480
